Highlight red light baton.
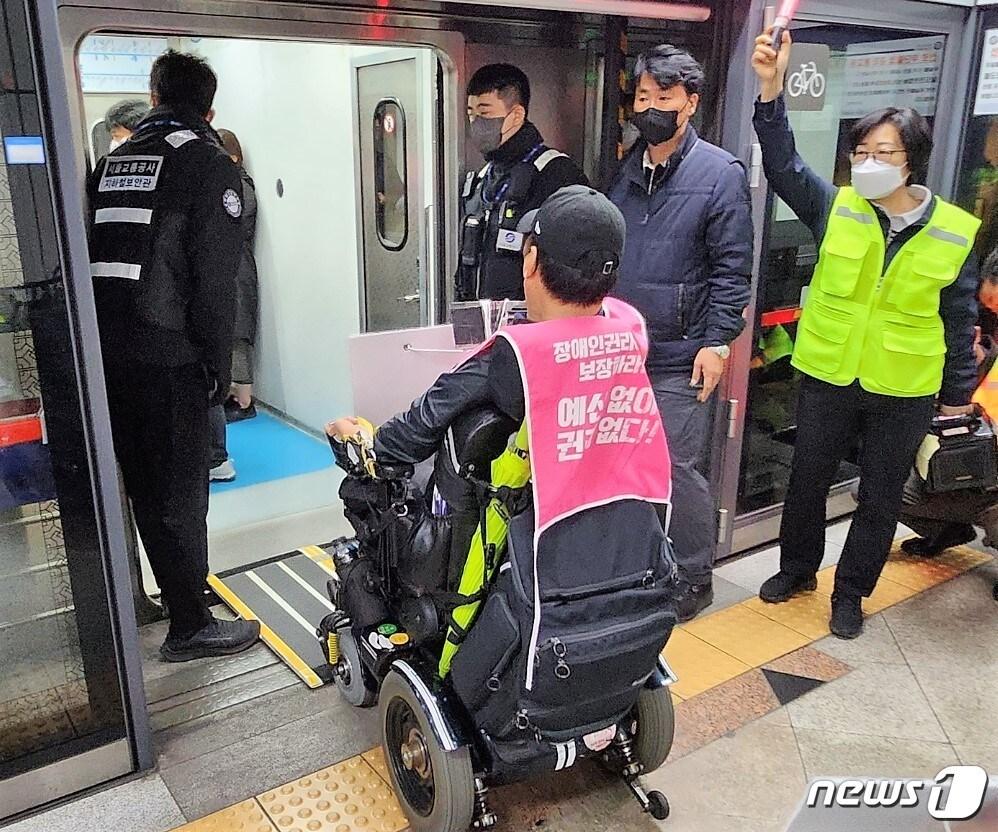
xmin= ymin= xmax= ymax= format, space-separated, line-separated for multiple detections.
xmin=771 ymin=0 xmax=800 ymax=51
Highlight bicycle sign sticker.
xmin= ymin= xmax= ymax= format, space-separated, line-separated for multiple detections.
xmin=785 ymin=43 xmax=830 ymax=112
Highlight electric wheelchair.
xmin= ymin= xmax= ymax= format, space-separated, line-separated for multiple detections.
xmin=318 ymin=407 xmax=679 ymax=831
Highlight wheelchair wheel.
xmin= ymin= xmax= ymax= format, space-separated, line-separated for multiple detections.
xmin=380 ymin=669 xmax=475 ymax=832
xmin=334 ymin=629 xmax=377 ymax=708
xmin=633 ymin=685 xmax=676 ymax=774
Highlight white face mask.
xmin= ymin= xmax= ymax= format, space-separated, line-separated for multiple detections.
xmin=108 ymin=138 xmax=123 ymax=153
xmin=851 ymin=157 xmax=906 ymax=200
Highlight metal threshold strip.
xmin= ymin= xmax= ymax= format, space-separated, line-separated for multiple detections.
xmin=208 ymin=545 xmax=337 ymax=689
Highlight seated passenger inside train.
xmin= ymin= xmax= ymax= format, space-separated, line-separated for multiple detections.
xmin=326 ymin=185 xmax=671 ymax=585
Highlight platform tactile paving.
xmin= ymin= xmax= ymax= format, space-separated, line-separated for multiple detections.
xmin=879 ymin=555 xmax=960 ymax=591
xmin=682 ymin=603 xmax=811 ymax=667
xmin=663 ymin=628 xmax=751 ymax=699
xmin=257 ymin=755 xmax=408 ymax=832
xmin=360 ymin=746 xmax=391 ymax=785
xmin=172 ymin=800 xmax=277 ymax=831
xmin=932 ymin=544 xmax=994 ymax=572
xmin=743 ymin=592 xmax=832 ymax=640
xmin=862 ymin=575 xmax=920 ymax=614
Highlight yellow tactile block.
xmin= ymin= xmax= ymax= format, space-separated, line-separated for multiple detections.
xmin=862 ymin=575 xmax=920 ymax=614
xmin=817 ymin=564 xmax=928 ymax=613
xmin=360 ymin=746 xmax=391 ymax=785
xmin=815 ymin=566 xmax=836 ymax=596
xmin=682 ymin=603 xmax=811 ymax=668
xmin=743 ymin=592 xmax=832 ymax=640
xmin=663 ymin=628 xmax=750 ymax=699
xmin=879 ymin=555 xmax=960 ymax=591
xmin=257 ymin=756 xmax=408 ymax=832
xmin=932 ymin=544 xmax=994 ymax=573
xmin=172 ymin=800 xmax=277 ymax=832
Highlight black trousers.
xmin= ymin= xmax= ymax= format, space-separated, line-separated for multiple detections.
xmin=105 ymin=363 xmax=212 ymax=638
xmin=779 ymin=374 xmax=934 ymax=598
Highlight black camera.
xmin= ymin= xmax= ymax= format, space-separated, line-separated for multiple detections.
xmin=922 ymin=409 xmax=998 ymax=494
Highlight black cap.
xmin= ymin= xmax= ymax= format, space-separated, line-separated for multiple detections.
xmin=517 ymin=185 xmax=626 ymax=276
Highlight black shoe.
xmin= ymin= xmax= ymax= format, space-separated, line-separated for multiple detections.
xmin=675 ymin=579 xmax=714 ymax=623
xmin=224 ymin=400 xmax=257 ymax=424
xmin=900 ymin=524 xmax=975 ymax=558
xmin=160 ymin=616 xmax=261 ymax=662
xmin=759 ymin=571 xmax=818 ymax=604
xmin=829 ymin=593 xmax=863 ymax=639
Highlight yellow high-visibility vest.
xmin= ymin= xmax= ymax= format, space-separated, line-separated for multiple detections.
xmin=793 ymin=187 xmax=979 ymax=397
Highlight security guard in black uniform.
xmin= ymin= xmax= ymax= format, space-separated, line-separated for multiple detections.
xmin=87 ymin=50 xmax=260 ymax=661
xmin=457 ymin=64 xmax=588 ymax=301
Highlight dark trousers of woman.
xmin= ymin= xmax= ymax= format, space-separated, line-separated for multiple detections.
xmin=779 ymin=374 xmax=935 ymax=599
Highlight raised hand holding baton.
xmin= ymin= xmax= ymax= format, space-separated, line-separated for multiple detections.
xmin=771 ymin=0 xmax=800 ymax=50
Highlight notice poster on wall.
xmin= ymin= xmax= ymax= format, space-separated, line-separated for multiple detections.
xmin=79 ymin=35 xmax=168 ymax=94
xmin=974 ymin=29 xmax=998 ymax=116
xmin=841 ymin=36 xmax=943 ymax=119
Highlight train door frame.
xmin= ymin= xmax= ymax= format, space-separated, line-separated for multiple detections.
xmin=56 ymin=3 xmax=467 ymax=326
xmin=714 ymin=0 xmax=977 ymax=558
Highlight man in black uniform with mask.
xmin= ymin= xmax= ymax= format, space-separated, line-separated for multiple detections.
xmin=457 ymin=63 xmax=588 ymax=301
xmin=87 ymin=50 xmax=260 ymax=661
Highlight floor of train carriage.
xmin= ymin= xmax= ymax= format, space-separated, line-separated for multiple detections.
xmin=6 ymin=519 xmax=998 ymax=832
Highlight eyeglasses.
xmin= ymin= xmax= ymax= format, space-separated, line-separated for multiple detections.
xmin=849 ymin=149 xmax=906 ymax=165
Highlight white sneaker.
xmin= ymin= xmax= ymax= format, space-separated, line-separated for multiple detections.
xmin=209 ymin=459 xmax=236 ymax=482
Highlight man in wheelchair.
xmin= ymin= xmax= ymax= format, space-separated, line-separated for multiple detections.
xmin=324 ymin=186 xmax=679 ymax=831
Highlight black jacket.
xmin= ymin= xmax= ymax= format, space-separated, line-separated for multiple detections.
xmin=375 ymin=339 xmax=524 ymax=464
xmin=233 ymin=168 xmax=259 ymax=343
xmin=753 ymin=94 xmax=979 ymax=407
xmin=87 ymin=106 xmax=243 ymax=401
xmin=459 ymin=122 xmax=587 ymax=301
xmin=608 ymin=127 xmax=754 ymax=374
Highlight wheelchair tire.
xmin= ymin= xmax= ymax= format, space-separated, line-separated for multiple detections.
xmin=380 ymin=669 xmax=475 ymax=832
xmin=633 ymin=685 xmax=676 ymax=774
xmin=334 ymin=629 xmax=377 ymax=708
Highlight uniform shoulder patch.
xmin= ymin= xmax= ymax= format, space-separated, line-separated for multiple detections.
xmin=222 ymin=188 xmax=243 ymax=218
xmin=165 ymin=130 xmax=199 ymax=148
xmin=98 ymin=155 xmax=164 ymax=192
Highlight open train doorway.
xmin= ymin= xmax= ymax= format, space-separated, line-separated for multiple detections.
xmin=76 ymin=34 xmax=442 ymax=587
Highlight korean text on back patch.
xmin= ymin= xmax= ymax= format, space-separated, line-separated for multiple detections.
xmin=98 ymin=155 xmax=164 ymax=193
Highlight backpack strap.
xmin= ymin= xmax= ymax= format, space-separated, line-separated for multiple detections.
xmin=533 ymin=148 xmax=568 ymax=172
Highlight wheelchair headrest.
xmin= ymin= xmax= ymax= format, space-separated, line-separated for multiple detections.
xmin=434 ymin=406 xmax=518 ymax=502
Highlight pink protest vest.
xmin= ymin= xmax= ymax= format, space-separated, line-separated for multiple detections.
xmin=497 ymin=297 xmax=672 ymax=537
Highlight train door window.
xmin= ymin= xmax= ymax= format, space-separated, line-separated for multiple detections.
xmin=738 ymin=24 xmax=945 ymax=517
xmin=373 ymin=99 xmax=407 ymax=250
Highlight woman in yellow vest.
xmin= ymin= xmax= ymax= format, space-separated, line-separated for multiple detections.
xmin=751 ymin=28 xmax=981 ymax=638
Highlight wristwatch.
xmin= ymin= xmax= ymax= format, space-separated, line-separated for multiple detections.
xmin=707 ymin=345 xmax=731 ymax=360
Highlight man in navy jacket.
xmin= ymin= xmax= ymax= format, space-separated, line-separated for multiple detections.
xmin=609 ymin=45 xmax=753 ymax=621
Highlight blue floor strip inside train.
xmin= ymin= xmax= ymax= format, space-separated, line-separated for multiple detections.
xmin=211 ymin=412 xmax=332 ymax=493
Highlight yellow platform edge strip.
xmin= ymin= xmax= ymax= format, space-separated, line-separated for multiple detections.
xmin=207 ymin=573 xmax=323 ymax=689
xmin=300 ymin=545 xmax=337 ymax=576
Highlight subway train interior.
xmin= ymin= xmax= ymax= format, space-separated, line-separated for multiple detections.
xmin=3 ymin=0 xmax=998 ymax=829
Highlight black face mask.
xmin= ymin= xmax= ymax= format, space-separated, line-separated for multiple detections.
xmin=632 ymin=108 xmax=681 ymax=147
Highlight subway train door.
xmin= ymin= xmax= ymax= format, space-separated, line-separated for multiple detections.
xmin=354 ymin=50 xmax=433 ymax=332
